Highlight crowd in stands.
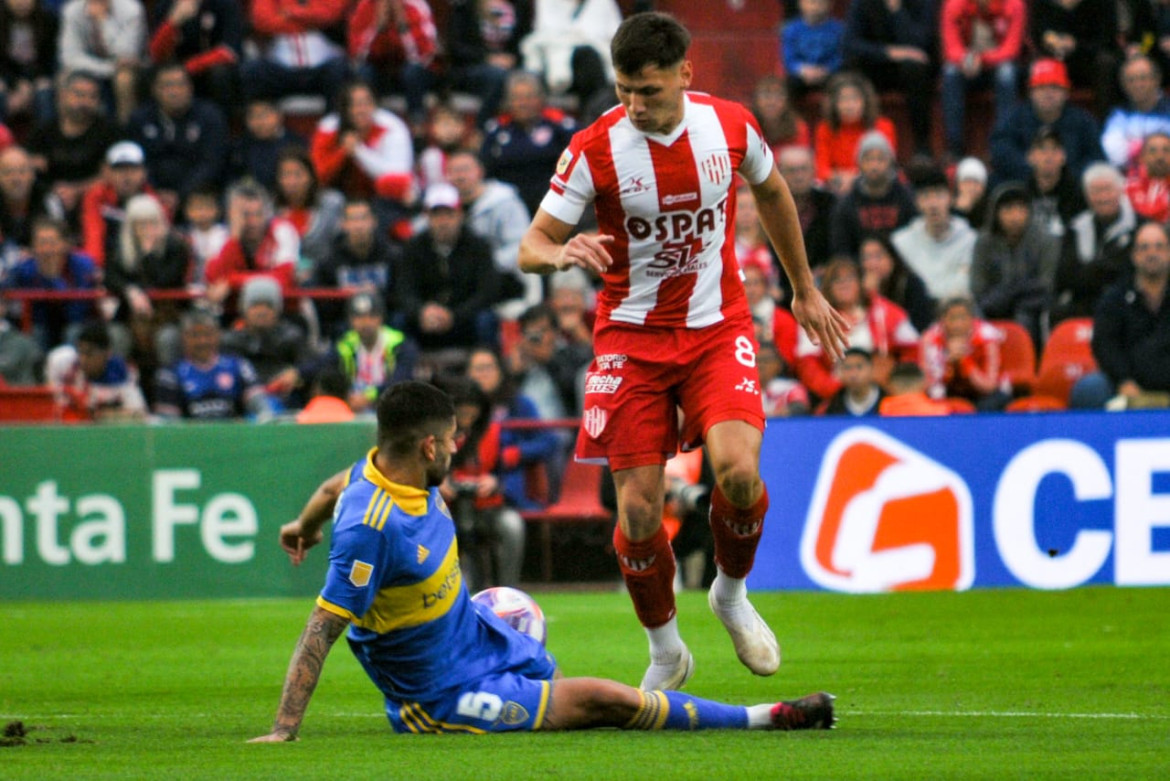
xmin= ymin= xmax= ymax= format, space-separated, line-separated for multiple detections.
xmin=3 ymin=1 xmax=1170 ymax=572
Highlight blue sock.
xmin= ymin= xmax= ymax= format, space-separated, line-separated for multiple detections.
xmin=624 ymin=690 xmax=749 ymax=731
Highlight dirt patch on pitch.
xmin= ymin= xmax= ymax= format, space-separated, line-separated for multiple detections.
xmin=1 ymin=720 xmax=92 ymax=747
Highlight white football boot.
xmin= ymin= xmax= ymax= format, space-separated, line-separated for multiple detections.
xmin=708 ymin=584 xmax=780 ymax=676
xmin=639 ymin=643 xmax=695 ymax=691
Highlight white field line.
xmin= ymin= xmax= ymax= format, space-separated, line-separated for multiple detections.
xmin=851 ymin=710 xmax=1168 ymax=720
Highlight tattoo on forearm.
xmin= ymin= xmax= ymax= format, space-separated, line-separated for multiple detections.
xmin=272 ymin=610 xmax=347 ymax=736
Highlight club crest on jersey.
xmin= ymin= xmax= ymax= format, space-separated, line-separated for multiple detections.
xmin=583 ymin=406 xmax=607 ymax=438
xmin=555 ymin=148 xmax=573 ymax=175
xmin=349 ymin=560 xmax=374 ymax=588
xmin=701 ymin=153 xmax=731 ymax=185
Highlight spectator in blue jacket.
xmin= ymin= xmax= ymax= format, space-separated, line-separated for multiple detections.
xmin=990 ymin=59 xmax=1104 ymax=187
xmin=129 ymin=62 xmax=228 ymax=215
xmin=781 ymin=0 xmax=844 ymax=98
xmin=2 ymin=217 xmax=98 ymax=351
xmin=481 ymin=70 xmax=576 ymax=218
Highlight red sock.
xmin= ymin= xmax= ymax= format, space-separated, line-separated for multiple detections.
xmin=709 ymin=485 xmax=768 ymax=579
xmin=613 ymin=524 xmax=677 ymax=628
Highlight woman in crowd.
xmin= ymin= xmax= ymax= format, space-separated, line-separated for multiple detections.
xmin=858 ymin=233 xmax=936 ymax=333
xmin=794 ymin=257 xmax=919 ymax=400
xmin=272 ymin=147 xmax=345 ymax=279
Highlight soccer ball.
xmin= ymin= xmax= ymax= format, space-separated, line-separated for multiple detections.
xmin=471 ymin=586 xmax=547 ymax=645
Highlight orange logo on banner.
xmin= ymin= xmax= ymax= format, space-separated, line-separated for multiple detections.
xmin=800 ymin=427 xmax=974 ymax=592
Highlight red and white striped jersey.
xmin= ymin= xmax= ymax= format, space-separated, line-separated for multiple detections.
xmin=541 ymin=92 xmax=775 ymax=329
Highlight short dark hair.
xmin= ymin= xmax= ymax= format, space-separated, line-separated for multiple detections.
xmin=611 ymin=12 xmax=690 ymax=75
xmin=843 ymin=346 xmax=873 ymax=362
xmin=313 ymin=367 xmax=350 ymax=400
xmin=518 ymin=303 xmax=555 ymax=330
xmin=31 ymin=216 xmax=70 ymax=241
xmin=77 ymin=321 xmax=111 ymax=351
xmin=376 ymin=381 xmax=455 ymax=457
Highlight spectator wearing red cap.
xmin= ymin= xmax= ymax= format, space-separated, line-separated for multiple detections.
xmin=1030 ymin=0 xmax=1121 ymax=118
xmin=989 ymin=58 xmax=1104 ymax=186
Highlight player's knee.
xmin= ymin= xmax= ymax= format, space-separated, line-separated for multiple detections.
xmin=584 ymin=678 xmax=642 ymax=725
xmin=713 ymin=460 xmax=761 ymax=506
xmin=620 ymin=498 xmax=662 ymax=539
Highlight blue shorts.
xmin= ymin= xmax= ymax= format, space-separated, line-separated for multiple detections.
xmin=385 ymin=648 xmax=558 ymax=734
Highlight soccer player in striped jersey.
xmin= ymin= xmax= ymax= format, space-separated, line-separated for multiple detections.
xmin=518 ymin=12 xmax=849 ymax=691
xmin=250 ymin=382 xmax=833 ymax=741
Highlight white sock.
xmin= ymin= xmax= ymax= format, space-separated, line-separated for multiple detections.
xmin=711 ymin=569 xmax=747 ymax=605
xmin=646 ymin=616 xmax=684 ymax=662
xmin=746 ymin=703 xmax=773 ymax=729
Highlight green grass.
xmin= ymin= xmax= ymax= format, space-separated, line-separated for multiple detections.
xmin=1 ymin=588 xmax=1168 ymax=779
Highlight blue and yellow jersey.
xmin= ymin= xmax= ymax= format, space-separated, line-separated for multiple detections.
xmin=317 ymin=449 xmax=550 ymax=701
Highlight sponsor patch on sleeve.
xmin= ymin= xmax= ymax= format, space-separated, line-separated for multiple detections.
xmin=349 ymin=560 xmax=374 ymax=588
xmin=555 ymin=148 xmax=574 ymax=176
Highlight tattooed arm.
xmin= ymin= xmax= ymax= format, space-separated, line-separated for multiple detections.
xmin=248 ymin=606 xmax=351 ymax=742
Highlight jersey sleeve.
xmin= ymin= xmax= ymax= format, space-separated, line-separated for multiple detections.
xmin=538 ymin=137 xmax=596 ymax=226
xmin=739 ymin=112 xmax=775 ymax=186
xmin=317 ymin=520 xmax=390 ymax=621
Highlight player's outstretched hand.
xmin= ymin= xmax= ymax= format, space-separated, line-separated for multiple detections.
xmin=278 ymin=520 xmax=323 ymax=566
xmin=247 ymin=731 xmax=298 ymax=743
xmin=791 ymin=287 xmax=850 ymax=363
xmin=559 ymin=233 xmax=614 ymax=275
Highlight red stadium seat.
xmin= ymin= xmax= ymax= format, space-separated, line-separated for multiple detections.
xmin=1034 ymin=318 xmax=1097 ymax=404
xmin=1005 ymin=395 xmax=1067 ymax=413
xmin=519 ymin=459 xmax=613 ymax=582
xmin=990 ymin=320 xmax=1037 ymax=395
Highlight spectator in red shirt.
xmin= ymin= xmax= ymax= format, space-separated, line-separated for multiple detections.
xmin=940 ymin=0 xmax=1026 ymax=161
xmin=814 ymin=71 xmax=897 ymax=194
xmin=310 ymin=80 xmax=416 ymax=235
xmin=349 ymin=0 xmax=438 ymax=128
xmin=920 ymin=296 xmax=1011 ymax=410
xmin=204 ymin=181 xmax=298 ymax=308
xmin=241 ymin=0 xmax=349 ymax=111
xmin=1125 ymin=131 xmax=1170 ymax=223
xmin=79 ymin=141 xmax=162 ymax=267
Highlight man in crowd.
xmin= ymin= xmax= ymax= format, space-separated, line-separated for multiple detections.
xmin=79 ymin=141 xmax=159 ymax=267
xmin=446 ymin=147 xmax=536 ymax=315
xmin=394 ymin=182 xmax=500 ymax=351
xmin=1072 ymin=220 xmax=1170 ymax=408
xmin=1125 ymin=132 xmax=1170 ymax=223
xmin=829 ymin=131 xmax=916 ymax=259
xmin=821 ymin=347 xmax=884 ymax=416
xmin=154 ymin=307 xmax=272 ymax=420
xmin=990 ymin=58 xmax=1103 ymax=185
xmin=129 ymin=62 xmax=228 ymax=214
xmin=1100 ymin=54 xmax=1170 ymax=171
xmin=26 ymin=70 xmax=118 ymax=217
xmin=45 ymin=320 xmax=147 ymax=420
xmin=893 ymin=166 xmax=977 ymax=301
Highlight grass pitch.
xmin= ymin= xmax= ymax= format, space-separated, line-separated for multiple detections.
xmin=1 ymin=587 xmax=1167 ymax=779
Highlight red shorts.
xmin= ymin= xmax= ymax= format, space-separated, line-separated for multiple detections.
xmin=576 ymin=315 xmax=765 ymax=470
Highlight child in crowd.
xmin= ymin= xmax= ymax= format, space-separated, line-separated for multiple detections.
xmin=921 ymin=296 xmax=1012 ymax=411
xmin=182 ymin=186 xmax=229 ymax=285
xmin=780 ymin=0 xmax=843 ymax=98
xmin=814 ymin=72 xmax=897 ymax=194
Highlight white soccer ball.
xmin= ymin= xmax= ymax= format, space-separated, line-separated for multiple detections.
xmin=471 ymin=586 xmax=547 ymax=645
